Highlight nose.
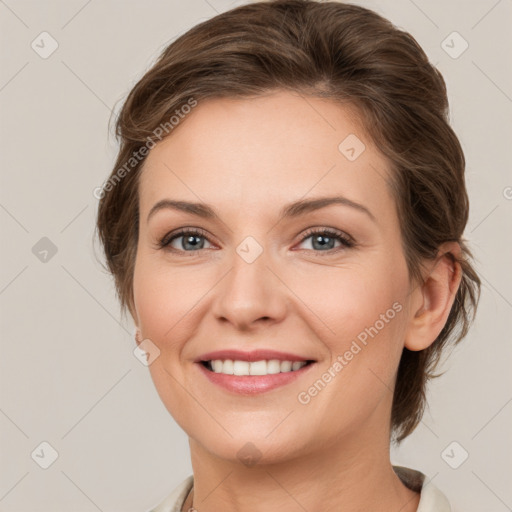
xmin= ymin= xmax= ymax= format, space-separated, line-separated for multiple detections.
xmin=211 ymin=244 xmax=288 ymax=331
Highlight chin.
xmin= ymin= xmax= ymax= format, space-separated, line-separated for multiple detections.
xmin=195 ymin=431 xmax=306 ymax=467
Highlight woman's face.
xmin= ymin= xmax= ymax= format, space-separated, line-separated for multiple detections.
xmin=133 ymin=90 xmax=415 ymax=463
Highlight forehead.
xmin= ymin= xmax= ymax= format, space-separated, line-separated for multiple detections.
xmin=138 ymin=91 xmax=395 ymax=222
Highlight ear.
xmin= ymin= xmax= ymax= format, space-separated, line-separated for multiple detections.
xmin=134 ymin=327 xmax=142 ymax=346
xmin=129 ymin=300 xmax=141 ymax=346
xmin=404 ymin=242 xmax=463 ymax=351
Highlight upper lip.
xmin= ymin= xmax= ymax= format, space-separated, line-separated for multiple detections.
xmin=195 ymin=349 xmax=315 ymax=363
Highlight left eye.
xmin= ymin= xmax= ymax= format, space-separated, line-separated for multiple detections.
xmin=296 ymin=229 xmax=354 ymax=252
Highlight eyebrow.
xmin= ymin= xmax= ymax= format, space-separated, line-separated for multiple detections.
xmin=147 ymin=195 xmax=376 ymax=224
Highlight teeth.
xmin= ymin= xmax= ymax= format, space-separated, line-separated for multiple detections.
xmin=222 ymin=359 xmax=234 ymax=375
xmin=208 ymin=359 xmax=308 ymax=376
xmin=233 ymin=360 xmax=249 ymax=376
xmin=280 ymin=361 xmax=292 ymax=372
xmin=249 ymin=360 xmax=267 ymax=375
xmin=212 ymin=360 xmax=224 ymax=373
xmin=292 ymin=361 xmax=305 ymax=371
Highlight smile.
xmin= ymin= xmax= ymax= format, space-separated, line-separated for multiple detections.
xmin=196 ymin=359 xmax=316 ymax=394
xmin=203 ymin=359 xmax=312 ymax=376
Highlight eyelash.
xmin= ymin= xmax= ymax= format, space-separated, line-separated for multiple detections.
xmin=157 ymin=227 xmax=355 ymax=256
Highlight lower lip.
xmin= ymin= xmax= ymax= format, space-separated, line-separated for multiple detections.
xmin=196 ymin=362 xmax=315 ymax=394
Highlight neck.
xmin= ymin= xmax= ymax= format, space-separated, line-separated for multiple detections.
xmin=185 ymin=407 xmax=420 ymax=512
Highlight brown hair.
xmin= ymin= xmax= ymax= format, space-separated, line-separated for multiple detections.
xmin=96 ymin=0 xmax=480 ymax=443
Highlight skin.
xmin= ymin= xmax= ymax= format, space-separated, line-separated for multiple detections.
xmin=132 ymin=90 xmax=461 ymax=512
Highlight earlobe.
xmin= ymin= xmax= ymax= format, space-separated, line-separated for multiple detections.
xmin=130 ymin=299 xmax=141 ymax=344
xmin=404 ymin=242 xmax=463 ymax=351
xmin=134 ymin=327 xmax=142 ymax=346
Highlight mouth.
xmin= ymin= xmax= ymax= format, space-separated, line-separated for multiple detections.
xmin=195 ymin=352 xmax=317 ymax=394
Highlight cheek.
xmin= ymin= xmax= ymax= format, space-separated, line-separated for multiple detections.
xmin=132 ymin=254 xmax=198 ymax=349
xmin=290 ymin=254 xmax=409 ymax=344
xmin=290 ymin=253 xmax=410 ymax=404
xmin=293 ymin=267 xmax=408 ymax=429
xmin=132 ymin=255 xmax=204 ymax=429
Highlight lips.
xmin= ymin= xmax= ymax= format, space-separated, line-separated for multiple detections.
xmin=197 ymin=360 xmax=315 ymax=394
xmin=194 ymin=349 xmax=317 ymax=394
xmin=195 ymin=349 xmax=314 ymax=363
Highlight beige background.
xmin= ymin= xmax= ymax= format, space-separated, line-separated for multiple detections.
xmin=1 ymin=0 xmax=511 ymax=511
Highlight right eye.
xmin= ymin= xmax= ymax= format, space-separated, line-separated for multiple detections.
xmin=159 ymin=228 xmax=214 ymax=253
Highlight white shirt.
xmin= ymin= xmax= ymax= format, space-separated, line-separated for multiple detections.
xmin=147 ymin=465 xmax=451 ymax=512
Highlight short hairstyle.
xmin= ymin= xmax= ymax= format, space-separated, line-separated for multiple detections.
xmin=96 ymin=0 xmax=481 ymax=444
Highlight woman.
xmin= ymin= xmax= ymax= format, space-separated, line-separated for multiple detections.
xmin=96 ymin=1 xmax=480 ymax=510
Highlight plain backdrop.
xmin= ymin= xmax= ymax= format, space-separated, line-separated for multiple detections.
xmin=0 ymin=1 xmax=511 ymax=511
